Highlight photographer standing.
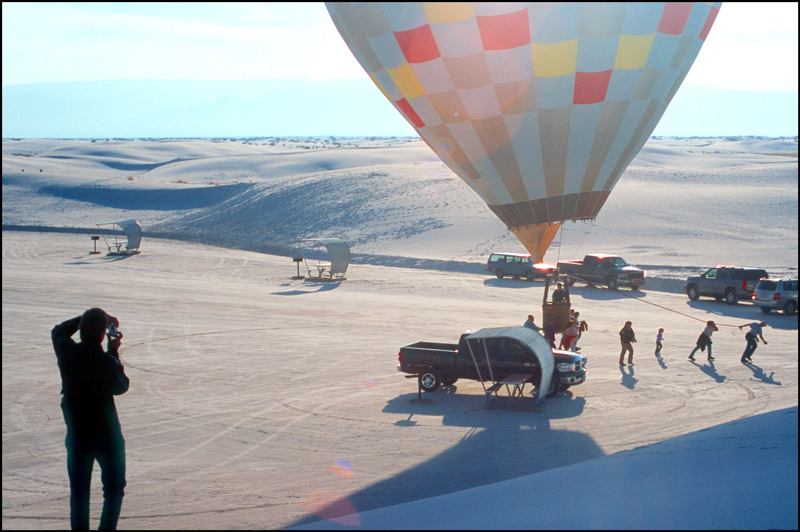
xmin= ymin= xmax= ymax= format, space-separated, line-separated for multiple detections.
xmin=52 ymin=308 xmax=129 ymax=530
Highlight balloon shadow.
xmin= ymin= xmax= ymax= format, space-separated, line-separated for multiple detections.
xmin=288 ymin=391 xmax=599 ymax=528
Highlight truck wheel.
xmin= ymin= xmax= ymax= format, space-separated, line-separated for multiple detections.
xmin=442 ymin=377 xmax=459 ymax=386
xmin=725 ymin=288 xmax=738 ymax=305
xmin=559 ymin=384 xmax=571 ymax=392
xmin=525 ymin=270 xmax=534 ymax=282
xmin=784 ymin=300 xmax=797 ymax=316
xmin=495 ymin=268 xmax=504 ymax=279
xmin=418 ymin=369 xmax=441 ymax=392
xmin=607 ymin=276 xmax=618 ymax=291
xmin=567 ymin=277 xmax=576 ymax=286
xmin=545 ymin=374 xmax=560 ymax=398
xmin=687 ymin=284 xmax=699 ymax=301
xmin=760 ymin=306 xmax=771 ymax=314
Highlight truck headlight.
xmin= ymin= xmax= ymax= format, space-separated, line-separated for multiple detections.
xmin=557 ymin=363 xmax=573 ymax=372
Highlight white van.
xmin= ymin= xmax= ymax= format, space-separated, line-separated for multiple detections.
xmin=753 ymin=279 xmax=798 ymax=315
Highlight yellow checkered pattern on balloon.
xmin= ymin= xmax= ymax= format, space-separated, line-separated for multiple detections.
xmin=615 ymin=34 xmax=655 ymax=70
xmin=531 ymin=40 xmax=578 ymax=78
xmin=387 ymin=64 xmax=426 ymax=99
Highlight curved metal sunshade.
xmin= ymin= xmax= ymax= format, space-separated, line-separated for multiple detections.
xmin=98 ymin=219 xmax=142 ymax=253
xmin=300 ymin=238 xmax=350 ymax=278
xmin=466 ymin=326 xmax=554 ymax=401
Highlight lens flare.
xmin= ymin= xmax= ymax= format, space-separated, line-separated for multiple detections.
xmin=329 ymin=459 xmax=354 ymax=478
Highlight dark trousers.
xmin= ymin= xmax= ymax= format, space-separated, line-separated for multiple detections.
xmin=690 ymin=341 xmax=712 ymax=359
xmin=742 ymin=333 xmax=758 ymax=360
xmin=619 ymin=342 xmax=634 ymax=364
xmin=65 ymin=431 xmax=126 ymax=530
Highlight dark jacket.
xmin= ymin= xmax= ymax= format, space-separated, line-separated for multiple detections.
xmin=544 ymin=322 xmax=556 ymax=344
xmin=619 ymin=326 xmax=636 ymax=344
xmin=696 ymin=332 xmax=712 ymax=351
xmin=552 ymin=288 xmax=566 ymax=303
xmin=52 ymin=316 xmax=129 ymax=438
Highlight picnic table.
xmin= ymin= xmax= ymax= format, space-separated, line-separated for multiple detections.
xmin=501 ymin=374 xmax=534 ymax=398
xmin=308 ymin=262 xmax=332 ymax=278
xmin=486 ymin=374 xmax=534 ymax=399
xmin=109 ymin=241 xmax=127 ymax=253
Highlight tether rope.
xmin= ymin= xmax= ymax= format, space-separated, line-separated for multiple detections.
xmin=561 ymin=272 xmax=742 ymax=328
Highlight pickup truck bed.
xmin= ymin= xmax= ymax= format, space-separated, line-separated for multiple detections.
xmin=398 ymin=327 xmax=587 ymax=399
xmin=403 ymin=341 xmax=459 ymax=351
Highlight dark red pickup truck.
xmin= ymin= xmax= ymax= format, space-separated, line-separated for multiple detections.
xmin=557 ymin=254 xmax=645 ymax=290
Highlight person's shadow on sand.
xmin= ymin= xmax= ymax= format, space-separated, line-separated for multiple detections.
xmin=619 ymin=365 xmax=637 ymax=389
xmin=744 ymin=362 xmax=781 ymax=385
xmin=655 ymin=353 xmax=667 ymax=370
xmin=689 ymin=358 xmax=726 ymax=383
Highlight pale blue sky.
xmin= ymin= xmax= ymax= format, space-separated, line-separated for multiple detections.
xmin=2 ymin=2 xmax=798 ymax=91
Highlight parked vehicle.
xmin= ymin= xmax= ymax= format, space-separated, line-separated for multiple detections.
xmin=753 ymin=279 xmax=798 ymax=315
xmin=557 ymin=254 xmax=645 ymax=290
xmin=398 ymin=327 xmax=587 ymax=398
xmin=685 ymin=266 xmax=768 ymax=305
xmin=486 ymin=252 xmax=555 ymax=281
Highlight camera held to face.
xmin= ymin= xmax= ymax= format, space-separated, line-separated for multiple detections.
xmin=107 ymin=323 xmax=121 ymax=339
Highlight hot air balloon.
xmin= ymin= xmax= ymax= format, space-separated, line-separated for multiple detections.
xmin=326 ymin=2 xmax=720 ymax=262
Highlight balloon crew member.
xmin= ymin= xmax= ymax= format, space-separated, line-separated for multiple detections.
xmin=544 ymin=317 xmax=557 ymax=349
xmin=688 ymin=320 xmax=718 ymax=362
xmin=739 ymin=321 xmax=768 ymax=363
xmin=52 ymin=309 xmax=129 ymax=530
xmin=619 ymin=321 xmax=637 ymax=366
xmin=560 ymin=319 xmax=579 ymax=352
xmin=524 ymin=314 xmax=541 ymax=332
xmin=573 ymin=311 xmax=588 ymax=351
xmin=655 ymin=328 xmax=664 ymax=357
xmin=552 ymin=283 xmax=566 ymax=303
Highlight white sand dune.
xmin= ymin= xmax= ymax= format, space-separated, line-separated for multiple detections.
xmin=3 ymin=136 xmax=797 ymax=279
xmin=2 ymin=136 xmax=797 ymax=529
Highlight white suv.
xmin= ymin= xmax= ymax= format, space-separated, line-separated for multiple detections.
xmin=753 ymin=279 xmax=798 ymax=316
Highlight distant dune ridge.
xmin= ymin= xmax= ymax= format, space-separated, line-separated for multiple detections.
xmin=2 ymin=79 xmax=798 ymax=138
xmin=2 ymin=136 xmax=797 ymax=286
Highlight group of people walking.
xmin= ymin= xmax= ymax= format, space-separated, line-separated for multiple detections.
xmin=617 ymin=320 xmax=769 ymax=366
xmin=525 ymin=313 xmax=770 ymax=366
